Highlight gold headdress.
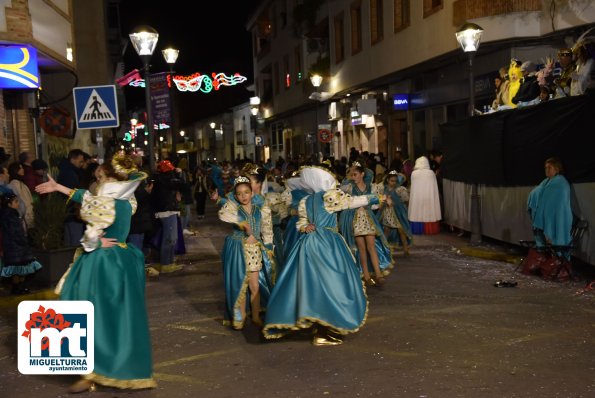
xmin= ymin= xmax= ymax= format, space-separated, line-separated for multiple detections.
xmin=351 ymin=160 xmax=362 ymax=168
xmin=242 ymin=163 xmax=261 ymax=175
xmin=112 ymin=152 xmax=138 ymax=178
xmin=321 ymin=159 xmax=332 ymax=167
xmin=388 ymin=170 xmax=399 ymax=175
xmin=234 ymin=175 xmax=251 ymax=186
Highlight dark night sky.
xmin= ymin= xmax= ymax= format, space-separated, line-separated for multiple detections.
xmin=118 ymin=0 xmax=261 ymax=126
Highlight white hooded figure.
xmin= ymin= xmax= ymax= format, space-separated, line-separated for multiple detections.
xmin=408 ymin=156 xmax=441 ymax=222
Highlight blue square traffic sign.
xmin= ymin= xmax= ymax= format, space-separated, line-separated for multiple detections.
xmin=73 ymin=85 xmax=119 ymax=129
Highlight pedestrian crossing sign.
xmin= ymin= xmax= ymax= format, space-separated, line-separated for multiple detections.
xmin=73 ymin=85 xmax=119 ymax=129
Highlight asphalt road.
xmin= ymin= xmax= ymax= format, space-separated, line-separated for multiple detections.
xmin=1 ymin=201 xmax=595 ymax=398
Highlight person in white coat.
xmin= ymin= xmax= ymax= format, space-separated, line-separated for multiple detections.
xmin=408 ymin=156 xmax=441 ymax=226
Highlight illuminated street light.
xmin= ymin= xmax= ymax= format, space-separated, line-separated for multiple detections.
xmin=310 ymin=74 xmax=323 ymax=159
xmin=129 ymin=25 xmax=159 ymax=171
xmin=162 ymin=47 xmax=179 ymax=156
xmin=455 ymin=22 xmax=483 ymax=245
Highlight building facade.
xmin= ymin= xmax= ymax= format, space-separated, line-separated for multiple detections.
xmin=245 ymin=0 xmax=595 ymax=164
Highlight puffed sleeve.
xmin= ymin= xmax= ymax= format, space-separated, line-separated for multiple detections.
xmin=218 ymin=199 xmax=239 ymax=224
xmin=323 ymin=188 xmax=380 ymax=213
xmin=260 ymin=204 xmax=274 ymax=246
xmin=281 ymin=188 xmax=292 ymax=207
xmin=397 ymin=186 xmax=409 ymax=203
xmin=295 ymin=196 xmax=310 ymax=232
xmin=370 ymin=183 xmax=384 ymax=210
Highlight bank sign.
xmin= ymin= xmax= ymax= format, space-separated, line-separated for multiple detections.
xmin=392 ymin=94 xmax=410 ymax=111
xmin=0 ymin=45 xmax=40 ymax=89
xmin=18 ymin=301 xmax=94 ymax=375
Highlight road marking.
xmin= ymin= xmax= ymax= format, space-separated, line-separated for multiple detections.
xmin=154 ymin=349 xmax=239 ymax=369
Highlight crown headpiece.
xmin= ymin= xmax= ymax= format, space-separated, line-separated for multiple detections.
xmin=234 ymin=175 xmax=251 ymax=186
xmin=351 ymin=161 xmax=362 ymax=168
xmin=112 ymin=152 xmax=138 ymax=177
xmin=388 ymin=170 xmax=399 ymax=175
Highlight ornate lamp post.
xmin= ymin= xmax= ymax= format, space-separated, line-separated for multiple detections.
xmin=129 ymin=25 xmax=159 ymax=171
xmin=456 ymin=22 xmax=483 ymax=245
xmin=310 ymin=74 xmax=323 ymax=160
xmin=162 ymin=47 xmax=179 ymax=157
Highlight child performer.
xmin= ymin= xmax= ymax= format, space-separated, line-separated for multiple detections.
xmin=218 ymin=175 xmax=275 ymax=329
xmin=380 ymin=170 xmax=412 ymax=255
xmin=339 ymin=161 xmax=393 ymax=287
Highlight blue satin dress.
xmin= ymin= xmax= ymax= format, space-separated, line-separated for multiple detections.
xmin=61 ymin=189 xmax=156 ymax=389
xmin=338 ymin=182 xmax=393 ymax=275
xmin=220 ymin=199 xmax=275 ymax=329
xmin=382 ymin=185 xmax=413 ymax=247
xmin=263 ymin=190 xmax=372 ymax=339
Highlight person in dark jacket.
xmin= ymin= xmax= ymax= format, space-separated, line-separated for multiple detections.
xmin=57 ymin=149 xmax=85 ymax=246
xmin=151 ymin=160 xmax=184 ymax=268
xmin=127 ymin=178 xmax=154 ymax=255
xmin=193 ymin=167 xmax=208 ymax=219
xmin=0 ymin=193 xmax=42 ymax=294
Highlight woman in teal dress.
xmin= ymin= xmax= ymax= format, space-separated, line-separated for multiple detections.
xmin=527 ymin=157 xmax=573 ymax=257
xmin=380 ymin=170 xmax=412 ymax=255
xmin=263 ymin=166 xmax=383 ymax=346
xmin=218 ymin=175 xmax=275 ymax=329
xmin=35 ymin=154 xmax=156 ymax=393
xmin=339 ymin=162 xmax=393 ymax=287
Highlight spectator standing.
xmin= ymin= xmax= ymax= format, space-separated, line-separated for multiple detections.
xmin=8 ymin=162 xmax=34 ymax=230
xmin=408 ymin=156 xmax=442 ymax=229
xmin=0 ymin=166 xmax=15 ymax=196
xmin=193 ymin=166 xmax=208 ymax=219
xmin=151 ymin=160 xmax=183 ymax=270
xmin=0 ymin=193 xmax=42 ymax=294
xmin=57 ymin=149 xmax=85 ymax=246
xmin=128 ymin=178 xmax=154 ymax=260
xmin=0 ymin=147 xmax=11 ymax=168
xmin=19 ymin=151 xmax=36 ymax=193
xmin=176 ymin=158 xmax=194 ymax=236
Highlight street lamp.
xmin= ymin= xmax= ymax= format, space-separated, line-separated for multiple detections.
xmin=455 ymin=22 xmax=483 ymax=245
xmin=162 ymin=47 xmax=179 ymax=156
xmin=310 ymin=74 xmax=323 ymax=161
xmin=129 ymin=25 xmax=159 ymax=171
xmin=130 ymin=118 xmax=138 ymax=150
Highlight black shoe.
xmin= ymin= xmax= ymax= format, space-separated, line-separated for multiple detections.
xmin=11 ymin=286 xmax=31 ymax=295
xmin=494 ymin=280 xmax=517 ymax=288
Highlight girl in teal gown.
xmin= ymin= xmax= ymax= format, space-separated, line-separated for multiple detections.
xmin=218 ymin=175 xmax=275 ymax=329
xmin=35 ymin=154 xmax=156 ymax=393
xmin=263 ymin=166 xmax=383 ymax=346
xmin=339 ymin=162 xmax=393 ymax=287
xmin=380 ymin=171 xmax=412 ymax=255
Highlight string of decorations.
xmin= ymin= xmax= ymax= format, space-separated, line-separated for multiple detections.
xmin=124 ymin=72 xmax=247 ymax=93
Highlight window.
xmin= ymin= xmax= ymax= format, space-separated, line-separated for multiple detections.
xmin=294 ymin=45 xmax=303 ymax=83
xmin=334 ymin=12 xmax=345 ymax=63
xmin=283 ymin=54 xmax=291 ymax=89
xmin=271 ymin=122 xmax=284 ymax=151
xmin=370 ymin=0 xmax=383 ymax=45
xmin=350 ymin=0 xmax=362 ymax=55
xmin=393 ymin=0 xmax=410 ymax=32
xmin=423 ymin=0 xmax=443 ymax=18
